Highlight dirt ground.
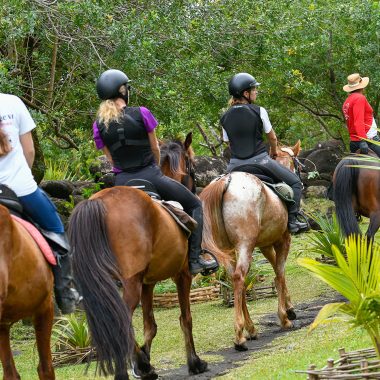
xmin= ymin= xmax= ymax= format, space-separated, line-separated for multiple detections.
xmin=160 ymin=294 xmax=344 ymax=379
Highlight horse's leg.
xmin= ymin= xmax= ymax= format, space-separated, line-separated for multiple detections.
xmin=241 ymin=290 xmax=258 ymax=341
xmin=232 ymin=244 xmax=253 ymax=351
xmin=272 ymin=232 xmax=295 ymax=328
xmin=33 ymin=297 xmax=55 ymax=380
xmin=0 ymin=323 xmax=20 ymax=380
xmin=366 ymin=211 xmax=380 ymax=240
xmin=123 ymin=275 xmax=157 ymax=380
xmin=140 ymin=284 xmax=157 ymax=361
xmin=173 ymin=270 xmax=208 ymax=375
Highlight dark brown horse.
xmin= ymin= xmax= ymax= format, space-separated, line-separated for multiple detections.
xmin=68 ymin=136 xmax=215 ymax=379
xmin=0 ymin=205 xmax=55 ymax=380
xmin=333 ymin=154 xmax=380 ymax=238
xmin=160 ymin=132 xmax=196 ymax=193
xmin=199 ymin=142 xmax=301 ymax=351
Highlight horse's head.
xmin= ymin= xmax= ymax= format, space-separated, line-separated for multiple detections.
xmin=160 ymin=132 xmax=196 ymax=193
xmin=273 ymin=140 xmax=302 ymax=175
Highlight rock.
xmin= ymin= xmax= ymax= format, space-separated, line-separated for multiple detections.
xmin=88 ymin=155 xmax=113 ymax=179
xmin=194 ymin=156 xmax=227 ymax=188
xmin=40 ymin=180 xmax=74 ymax=200
xmin=305 ymin=186 xmax=328 ymax=199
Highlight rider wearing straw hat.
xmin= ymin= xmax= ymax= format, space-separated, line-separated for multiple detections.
xmin=342 ymin=73 xmax=380 ymax=157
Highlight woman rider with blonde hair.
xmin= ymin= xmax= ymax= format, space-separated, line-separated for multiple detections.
xmin=93 ymin=69 xmax=218 ymax=275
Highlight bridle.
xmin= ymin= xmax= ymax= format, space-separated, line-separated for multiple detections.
xmin=275 ymin=147 xmax=304 ymax=180
xmin=181 ymin=154 xmax=196 ymax=194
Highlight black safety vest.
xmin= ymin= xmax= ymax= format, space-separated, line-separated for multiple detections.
xmin=97 ymin=107 xmax=154 ymax=171
xmin=221 ymin=104 xmax=267 ymax=159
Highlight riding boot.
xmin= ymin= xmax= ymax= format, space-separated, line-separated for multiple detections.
xmin=287 ymin=182 xmax=309 ymax=234
xmin=46 ymin=232 xmax=81 ymax=314
xmin=188 ymin=207 xmax=219 ymax=275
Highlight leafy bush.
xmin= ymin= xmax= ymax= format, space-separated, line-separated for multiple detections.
xmin=298 ymin=235 xmax=380 ymax=357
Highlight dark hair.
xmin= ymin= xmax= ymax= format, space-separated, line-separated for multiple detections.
xmin=0 ymin=128 xmax=11 ymax=157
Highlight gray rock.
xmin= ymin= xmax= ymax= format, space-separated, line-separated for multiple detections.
xmin=194 ymin=156 xmax=227 ymax=187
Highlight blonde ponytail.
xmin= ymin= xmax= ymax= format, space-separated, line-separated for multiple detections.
xmin=0 ymin=128 xmax=11 ymax=157
xmin=96 ymin=100 xmax=123 ymax=128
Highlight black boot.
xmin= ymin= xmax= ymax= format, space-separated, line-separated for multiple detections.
xmin=188 ymin=207 xmax=219 ymax=276
xmin=52 ymin=251 xmax=81 ymax=314
xmin=288 ymin=213 xmax=309 ymax=234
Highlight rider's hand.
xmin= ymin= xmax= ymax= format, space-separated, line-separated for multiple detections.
xmin=359 ymin=141 xmax=369 ymax=154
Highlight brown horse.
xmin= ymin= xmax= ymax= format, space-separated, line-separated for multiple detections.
xmin=0 ymin=205 xmax=55 ymax=380
xmin=160 ymin=132 xmax=196 ymax=193
xmin=199 ymin=143 xmax=301 ymax=351
xmin=333 ymin=154 xmax=380 ymax=238
xmin=68 ymin=157 xmax=217 ymax=379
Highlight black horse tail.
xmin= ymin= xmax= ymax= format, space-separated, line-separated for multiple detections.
xmin=68 ymin=199 xmax=135 ymax=377
xmin=334 ymin=158 xmax=361 ymax=236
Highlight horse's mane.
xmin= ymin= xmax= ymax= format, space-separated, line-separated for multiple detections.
xmin=160 ymin=139 xmax=195 ymax=176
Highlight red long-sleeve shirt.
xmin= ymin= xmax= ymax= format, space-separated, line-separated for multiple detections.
xmin=342 ymin=92 xmax=373 ymax=141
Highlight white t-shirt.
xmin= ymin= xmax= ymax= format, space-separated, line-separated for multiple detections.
xmin=222 ymin=106 xmax=273 ymax=142
xmin=0 ymin=94 xmax=37 ymax=196
xmin=367 ymin=118 xmax=378 ymax=139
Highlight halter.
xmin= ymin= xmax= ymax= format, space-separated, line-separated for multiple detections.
xmin=276 ymin=147 xmax=304 ymax=180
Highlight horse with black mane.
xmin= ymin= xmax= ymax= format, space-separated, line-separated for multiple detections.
xmin=68 ymin=133 xmax=217 ymax=380
xmin=333 ymin=154 xmax=380 ymax=239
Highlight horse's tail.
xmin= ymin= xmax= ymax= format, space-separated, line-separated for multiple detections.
xmin=68 ymin=199 xmax=134 ymax=377
xmin=334 ymin=158 xmax=361 ymax=236
xmin=200 ymin=176 xmax=234 ymax=265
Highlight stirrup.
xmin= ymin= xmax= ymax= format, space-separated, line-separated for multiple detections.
xmin=200 ymin=249 xmax=219 ymax=276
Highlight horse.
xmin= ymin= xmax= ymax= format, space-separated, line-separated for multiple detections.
xmin=160 ymin=132 xmax=196 ymax=193
xmin=199 ymin=142 xmax=302 ymax=351
xmin=0 ymin=204 xmax=55 ymax=380
xmin=68 ymin=136 xmax=215 ymax=380
xmin=333 ymin=154 xmax=380 ymax=239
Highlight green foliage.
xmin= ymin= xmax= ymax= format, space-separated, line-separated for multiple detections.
xmin=298 ymin=235 xmax=380 ymax=357
xmin=44 ymin=159 xmax=78 ymax=181
xmin=307 ymin=212 xmax=345 ymax=258
xmin=53 ymin=313 xmax=91 ymax=350
xmin=81 ymin=183 xmax=103 ymax=199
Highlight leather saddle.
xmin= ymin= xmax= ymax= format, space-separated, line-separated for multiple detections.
xmin=125 ymin=179 xmax=197 ymax=237
xmin=230 ymin=164 xmax=295 ymax=204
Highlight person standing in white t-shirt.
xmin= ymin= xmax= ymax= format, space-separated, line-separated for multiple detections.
xmin=0 ymin=93 xmax=80 ymax=314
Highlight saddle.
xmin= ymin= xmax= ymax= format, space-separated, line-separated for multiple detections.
xmin=125 ymin=179 xmax=197 ymax=238
xmin=0 ymin=184 xmax=57 ymax=265
xmin=230 ymin=164 xmax=295 ymax=204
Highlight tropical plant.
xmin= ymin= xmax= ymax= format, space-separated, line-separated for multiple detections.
xmin=298 ymin=235 xmax=380 ymax=357
xmin=52 ymin=313 xmax=95 ymax=366
xmin=307 ymin=211 xmax=345 ymax=258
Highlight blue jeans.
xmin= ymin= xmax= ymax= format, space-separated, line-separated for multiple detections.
xmin=18 ymin=187 xmax=64 ymax=233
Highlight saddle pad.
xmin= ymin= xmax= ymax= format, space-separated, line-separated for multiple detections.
xmin=11 ymin=215 xmax=57 ymax=266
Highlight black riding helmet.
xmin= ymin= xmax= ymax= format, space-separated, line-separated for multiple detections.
xmin=96 ymin=69 xmax=130 ymax=100
xmin=228 ymin=73 xmax=260 ymax=98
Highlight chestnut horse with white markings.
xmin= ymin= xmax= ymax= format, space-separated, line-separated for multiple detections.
xmin=200 ymin=142 xmax=301 ymax=351
xmin=0 ymin=204 xmax=55 ymax=380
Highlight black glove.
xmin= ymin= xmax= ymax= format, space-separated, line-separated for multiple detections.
xmin=359 ymin=141 xmax=369 ymax=154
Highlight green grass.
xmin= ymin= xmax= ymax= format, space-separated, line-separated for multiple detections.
xmin=1 ymin=198 xmax=375 ymax=379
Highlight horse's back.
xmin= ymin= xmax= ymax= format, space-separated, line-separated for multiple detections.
xmin=91 ymin=186 xmax=188 ymax=281
xmin=223 ymin=172 xmax=287 ymax=246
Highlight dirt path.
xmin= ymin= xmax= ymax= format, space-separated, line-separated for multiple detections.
xmin=160 ymin=294 xmax=343 ymax=379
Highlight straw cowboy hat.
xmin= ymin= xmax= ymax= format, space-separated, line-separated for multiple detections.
xmin=343 ymin=73 xmax=369 ymax=92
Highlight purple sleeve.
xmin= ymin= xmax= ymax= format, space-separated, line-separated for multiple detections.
xmin=92 ymin=121 xmax=105 ymax=149
xmin=140 ymin=107 xmax=158 ymax=133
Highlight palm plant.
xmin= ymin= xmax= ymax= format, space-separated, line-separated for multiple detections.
xmin=298 ymin=235 xmax=380 ymax=357
xmin=307 ymin=211 xmax=345 ymax=258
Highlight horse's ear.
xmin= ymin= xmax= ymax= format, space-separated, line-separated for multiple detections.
xmin=184 ymin=132 xmax=193 ymax=151
xmin=291 ymin=140 xmax=301 ymax=156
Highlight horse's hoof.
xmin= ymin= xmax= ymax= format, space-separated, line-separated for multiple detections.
xmin=234 ymin=342 xmax=248 ymax=351
xmin=189 ymin=357 xmax=208 ymax=374
xmin=286 ymin=308 xmax=297 ymax=321
xmin=245 ymin=332 xmax=258 ymax=341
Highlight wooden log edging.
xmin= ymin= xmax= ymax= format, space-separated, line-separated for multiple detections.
xmin=296 ymin=347 xmax=380 ymax=379
xmin=153 ymin=285 xmax=220 ymax=308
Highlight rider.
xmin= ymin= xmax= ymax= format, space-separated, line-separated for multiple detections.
xmin=220 ymin=73 xmax=308 ymax=234
xmin=0 ymin=92 xmax=80 ymax=314
xmin=93 ymin=69 xmax=218 ymax=275
xmin=342 ymin=73 xmax=380 ymax=157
